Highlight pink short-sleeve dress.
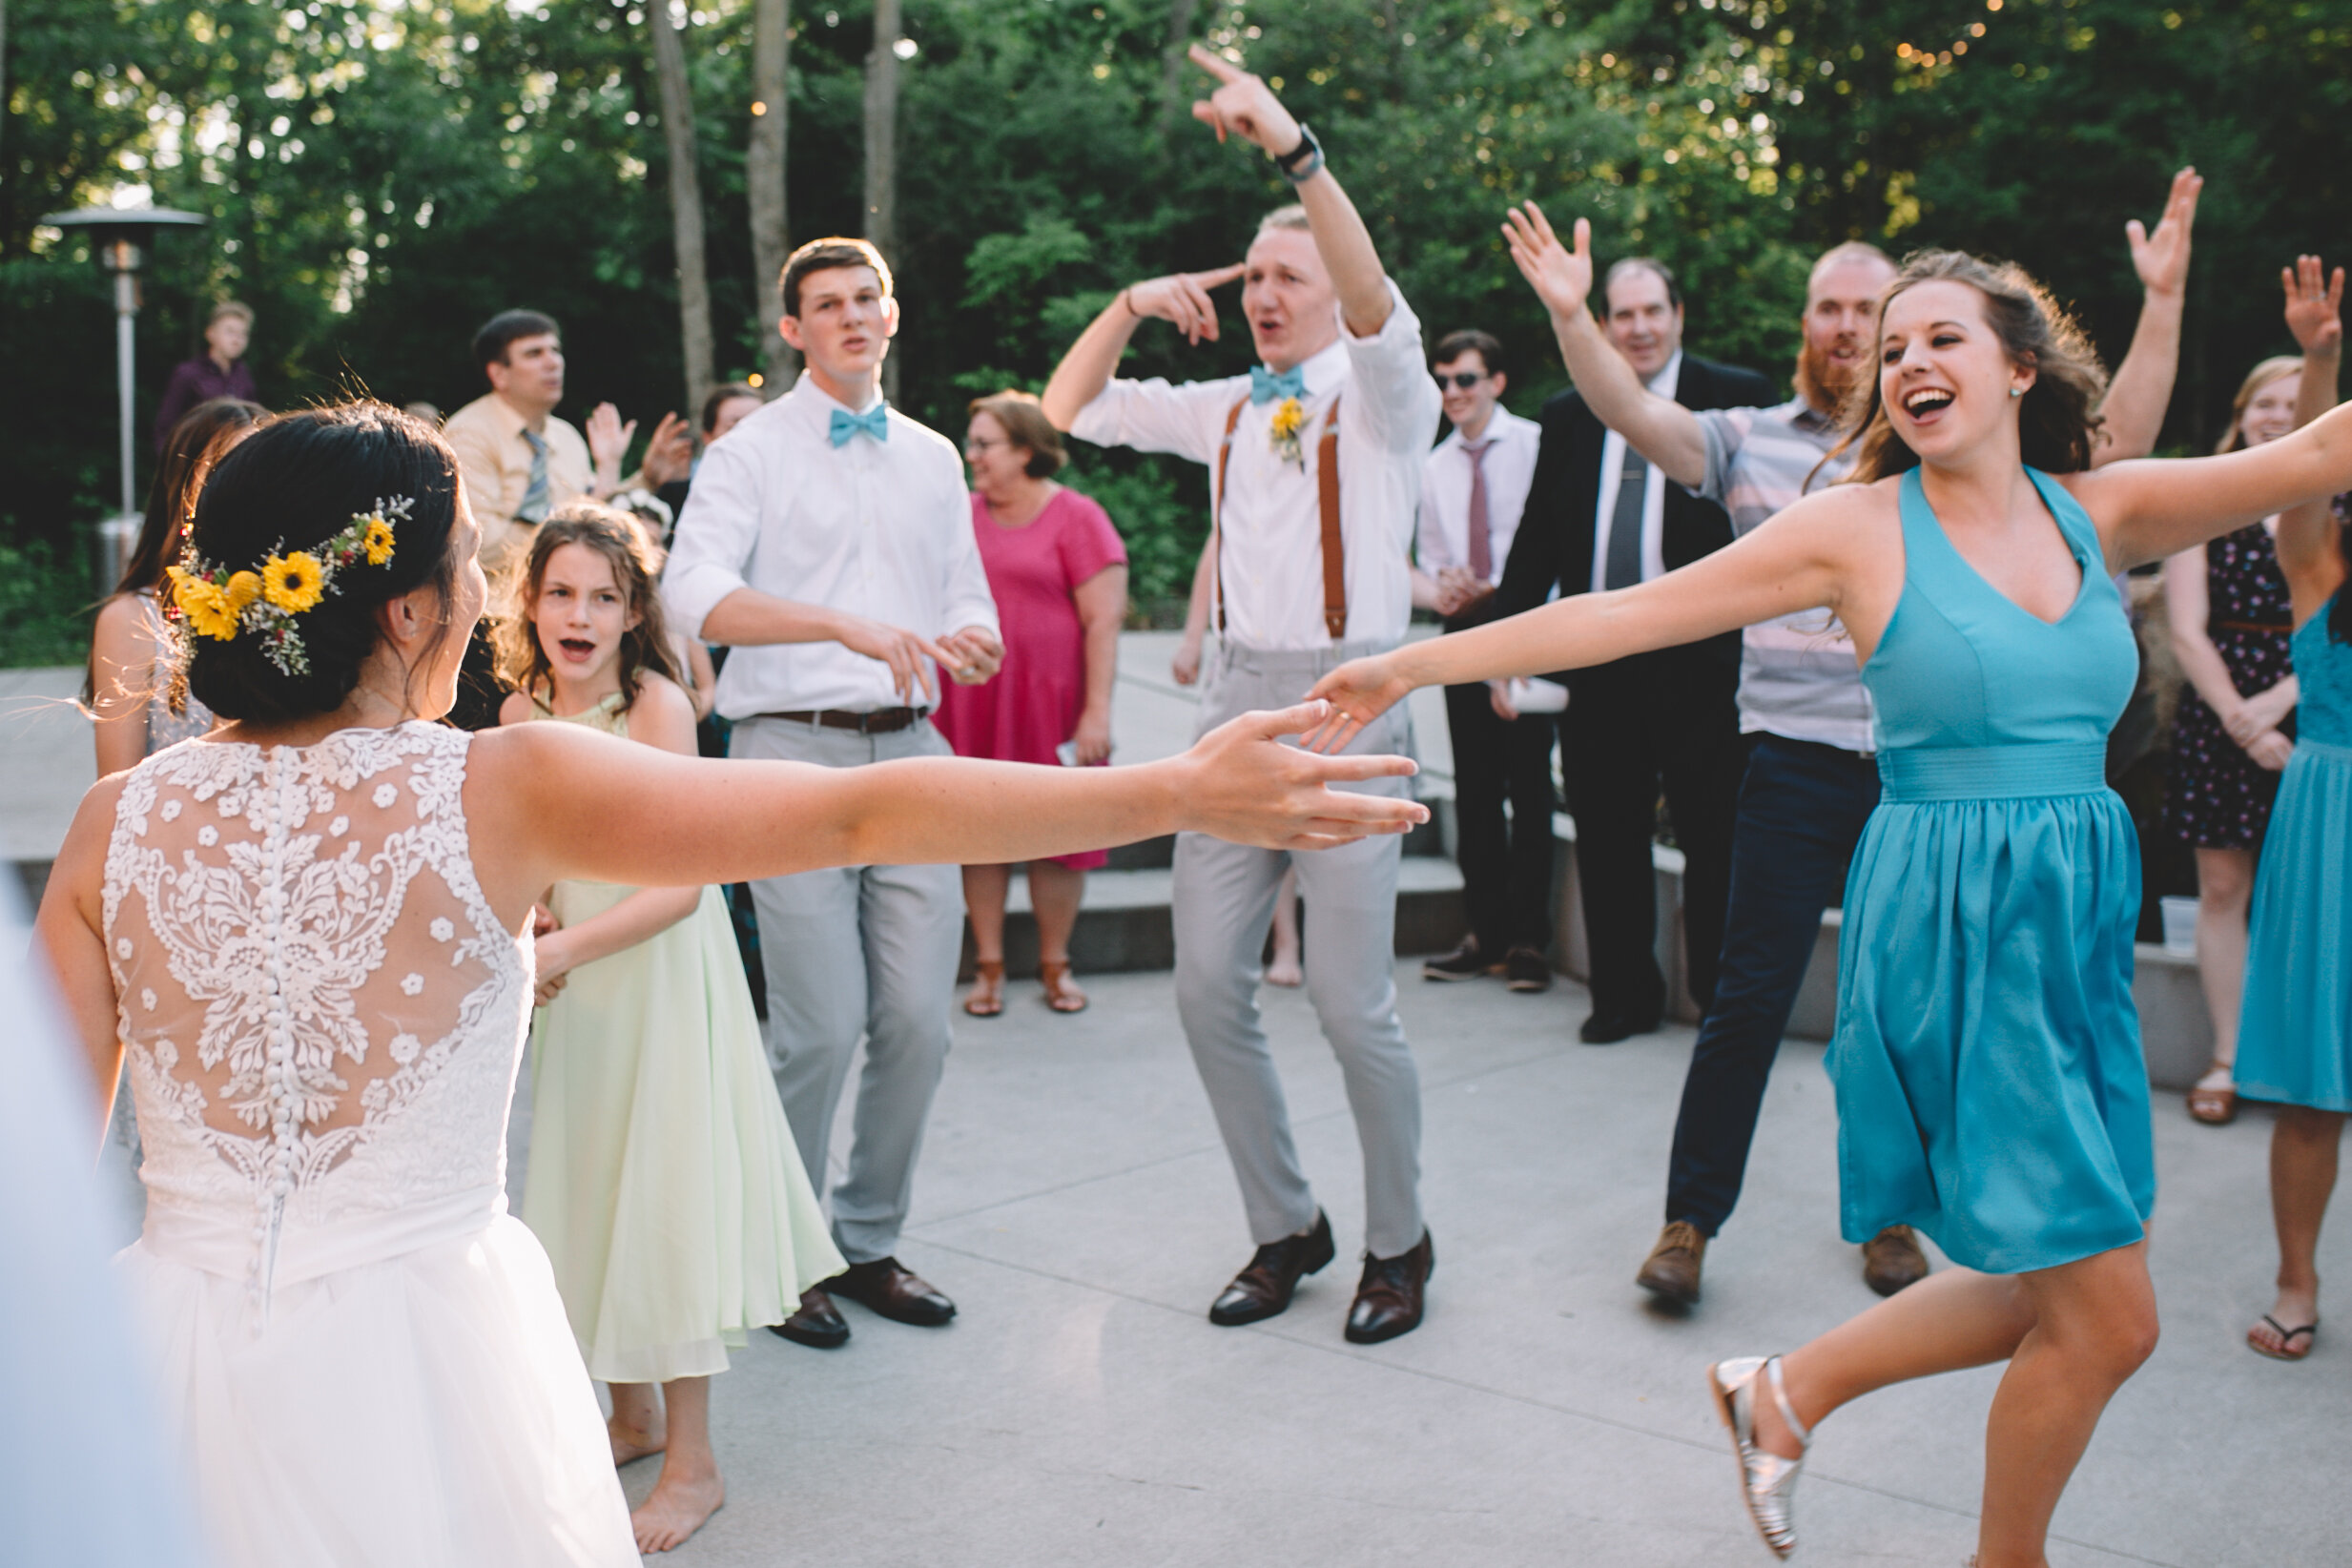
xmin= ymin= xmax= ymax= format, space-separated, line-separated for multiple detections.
xmin=935 ymin=487 xmax=1127 ymax=870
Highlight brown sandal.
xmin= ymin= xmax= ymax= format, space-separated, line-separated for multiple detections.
xmin=2187 ymin=1063 xmax=2238 ymax=1125
xmin=1039 ymin=960 xmax=1088 ymax=1014
xmin=962 ymin=959 xmax=1004 ymax=1018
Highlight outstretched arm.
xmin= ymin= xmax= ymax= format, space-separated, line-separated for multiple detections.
xmin=465 ymin=701 xmax=1426 ymax=930
xmin=1303 ymin=484 xmax=1877 ymax=750
xmin=2279 ymin=253 xmax=2349 ymax=617
xmin=1501 ymin=202 xmax=1707 ymax=487
xmin=2094 ymin=168 xmax=2200 ymax=464
xmin=2075 ymin=397 xmax=2352 ymax=570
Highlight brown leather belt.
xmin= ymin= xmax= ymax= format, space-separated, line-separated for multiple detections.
xmin=759 ymin=707 xmax=929 ymax=733
xmin=2215 ymin=620 xmax=2293 ymax=634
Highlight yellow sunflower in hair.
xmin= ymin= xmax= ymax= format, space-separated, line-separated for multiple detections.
xmin=171 ymin=570 xmax=240 ymax=641
xmin=361 ymin=514 xmax=396 ymax=566
xmin=262 ymin=551 xmax=325 ymax=613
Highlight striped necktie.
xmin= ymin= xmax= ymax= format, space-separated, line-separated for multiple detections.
xmin=517 ymin=427 xmax=551 ymax=526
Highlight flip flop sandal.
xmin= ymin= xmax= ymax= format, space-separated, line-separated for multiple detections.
xmin=2188 ymin=1064 xmax=2238 ymax=1125
xmin=1039 ymin=960 xmax=1088 ymax=1014
xmin=2248 ymin=1315 xmax=2318 ymax=1361
xmin=962 ymin=959 xmax=1004 ymax=1018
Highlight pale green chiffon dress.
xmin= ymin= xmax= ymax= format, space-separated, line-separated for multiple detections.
xmin=521 ymin=691 xmax=843 ymax=1384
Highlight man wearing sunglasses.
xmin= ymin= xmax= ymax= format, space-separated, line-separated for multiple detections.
xmin=1412 ymin=330 xmax=1557 ymax=994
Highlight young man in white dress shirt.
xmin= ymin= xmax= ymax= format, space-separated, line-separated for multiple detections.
xmin=1042 ymin=48 xmax=1441 ymax=1343
xmin=1411 ymin=329 xmax=1556 ymax=994
xmin=664 ymin=238 xmax=1005 ymax=1350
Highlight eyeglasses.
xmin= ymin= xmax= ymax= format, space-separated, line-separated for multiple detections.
xmin=1434 ymin=372 xmax=1486 ymax=390
xmin=963 ymin=436 xmax=1009 ymax=453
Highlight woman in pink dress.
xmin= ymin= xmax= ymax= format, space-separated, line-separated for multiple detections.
xmin=936 ymin=391 xmax=1128 ymax=1016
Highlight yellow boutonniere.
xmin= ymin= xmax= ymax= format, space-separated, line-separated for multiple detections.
xmin=262 ymin=551 xmax=326 ymax=614
xmin=1269 ymin=396 xmax=1306 ymax=467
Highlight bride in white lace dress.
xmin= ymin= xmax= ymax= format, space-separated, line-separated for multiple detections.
xmin=31 ymin=403 xmax=1425 ymax=1567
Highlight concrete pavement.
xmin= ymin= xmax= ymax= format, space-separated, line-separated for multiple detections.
xmin=541 ymin=963 xmax=2343 ymax=1568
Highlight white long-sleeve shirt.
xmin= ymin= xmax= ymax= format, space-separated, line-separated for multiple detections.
xmin=1415 ymin=403 xmax=1541 ymax=587
xmin=1070 ymin=279 xmax=1438 ymax=650
xmin=662 ymin=373 xmax=1000 ymax=718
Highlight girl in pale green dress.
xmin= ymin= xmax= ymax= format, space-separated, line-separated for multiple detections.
xmin=498 ymin=503 xmax=842 ymax=1555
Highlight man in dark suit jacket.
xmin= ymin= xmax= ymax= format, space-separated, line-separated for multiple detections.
xmin=1494 ymin=258 xmax=1774 ymax=1043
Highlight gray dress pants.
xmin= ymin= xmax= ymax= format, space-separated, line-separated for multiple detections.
xmin=1175 ymin=640 xmax=1425 ymax=1260
xmin=732 ymin=715 xmax=964 ymax=1265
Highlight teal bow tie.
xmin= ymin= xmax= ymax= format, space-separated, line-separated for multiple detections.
xmin=1249 ymin=364 xmax=1308 ymax=404
xmin=829 ymin=403 xmax=890 ymax=447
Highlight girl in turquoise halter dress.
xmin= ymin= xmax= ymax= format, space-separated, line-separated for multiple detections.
xmin=498 ymin=505 xmax=843 ymax=1554
xmin=1309 ymin=216 xmax=2352 ymax=1566
xmin=2234 ymin=263 xmax=2352 ymax=1365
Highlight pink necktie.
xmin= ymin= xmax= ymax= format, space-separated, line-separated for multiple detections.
xmin=1463 ymin=438 xmax=1495 ymax=582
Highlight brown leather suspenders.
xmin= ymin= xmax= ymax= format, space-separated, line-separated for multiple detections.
xmin=1213 ymin=393 xmax=1348 ymax=641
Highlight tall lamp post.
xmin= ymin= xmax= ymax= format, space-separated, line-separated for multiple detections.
xmin=39 ymin=207 xmax=208 ymax=579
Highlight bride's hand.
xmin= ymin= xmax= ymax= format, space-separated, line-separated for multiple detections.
xmin=1172 ymin=701 xmax=1424 ymax=850
xmin=1298 ymin=653 xmax=1414 ymax=754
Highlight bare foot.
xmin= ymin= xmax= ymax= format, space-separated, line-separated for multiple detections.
xmin=609 ymin=1413 xmax=666 ymax=1468
xmin=633 ymin=1461 xmax=726 ymax=1554
xmin=2248 ymin=1286 xmax=2320 ymax=1359
xmin=1266 ymin=949 xmax=1303 ymax=988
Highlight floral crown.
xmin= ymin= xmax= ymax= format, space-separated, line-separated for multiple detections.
xmin=166 ymin=497 xmax=407 ymax=678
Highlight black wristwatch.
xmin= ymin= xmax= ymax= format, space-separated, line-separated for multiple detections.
xmin=1274 ymin=122 xmax=1325 ymax=184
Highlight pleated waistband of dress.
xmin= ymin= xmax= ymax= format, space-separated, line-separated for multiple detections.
xmin=139 ymin=1185 xmax=507 ymax=1288
xmin=1876 ymin=740 xmax=2110 ymax=802
xmin=2297 ymin=735 xmax=2352 ymax=762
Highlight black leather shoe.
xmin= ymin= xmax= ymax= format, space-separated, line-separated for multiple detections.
xmin=827 ymin=1257 xmax=957 ymax=1327
xmin=769 ymin=1287 xmax=850 ymax=1349
xmin=1345 ymin=1230 xmax=1434 ymax=1344
xmin=1421 ymin=939 xmax=1497 ymax=981
xmin=1504 ymin=947 xmax=1553 ymax=993
xmin=1579 ymin=1005 xmax=1661 ymax=1044
xmin=1208 ymin=1210 xmax=1336 ymax=1326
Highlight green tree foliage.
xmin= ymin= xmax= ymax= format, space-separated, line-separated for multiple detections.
xmin=7 ymin=0 xmax=2351 ymax=625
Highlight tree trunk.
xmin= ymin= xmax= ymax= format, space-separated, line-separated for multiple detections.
xmin=863 ymin=0 xmax=902 ymax=402
xmin=649 ymin=0 xmax=715 ymax=419
xmin=1157 ymin=0 xmax=1201 ymax=139
xmin=749 ymin=0 xmax=794 ymax=392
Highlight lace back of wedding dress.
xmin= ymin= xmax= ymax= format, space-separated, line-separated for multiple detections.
xmin=102 ymin=723 xmax=531 ymax=1319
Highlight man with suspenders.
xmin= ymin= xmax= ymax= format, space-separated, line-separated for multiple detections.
xmin=1043 ymin=50 xmax=1441 ymax=1343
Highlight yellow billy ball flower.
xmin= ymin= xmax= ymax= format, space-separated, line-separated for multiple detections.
xmin=262 ymin=551 xmax=326 ymax=613
xmin=223 ymin=570 xmax=263 ymax=612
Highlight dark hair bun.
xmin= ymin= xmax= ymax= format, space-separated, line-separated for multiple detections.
xmin=183 ymin=402 xmax=462 ymax=725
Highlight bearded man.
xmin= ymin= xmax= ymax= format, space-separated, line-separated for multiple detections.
xmin=1503 ymin=174 xmax=2203 ymax=1307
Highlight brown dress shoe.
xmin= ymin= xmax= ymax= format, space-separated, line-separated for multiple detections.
xmin=1344 ymin=1231 xmax=1434 ymax=1344
xmin=1637 ymin=1220 xmax=1708 ymax=1307
xmin=827 ymin=1257 xmax=957 ymax=1326
xmin=1861 ymin=1224 xmax=1929 ymax=1296
xmin=1209 ymin=1210 xmax=1335 ymax=1326
xmin=769 ymin=1287 xmax=850 ymax=1349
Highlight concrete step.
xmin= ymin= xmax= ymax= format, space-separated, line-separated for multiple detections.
xmin=959 ymin=856 xmax=1466 ymax=980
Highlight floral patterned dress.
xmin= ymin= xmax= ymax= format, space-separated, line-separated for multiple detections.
xmin=2163 ymin=522 xmax=2297 ymax=849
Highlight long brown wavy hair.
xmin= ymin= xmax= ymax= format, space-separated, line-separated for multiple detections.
xmin=1825 ymin=250 xmax=2109 ymax=485
xmin=495 ymin=501 xmax=684 ymax=712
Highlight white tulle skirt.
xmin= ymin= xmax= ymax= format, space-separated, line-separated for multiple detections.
xmin=117 ymin=1211 xmax=636 ymax=1568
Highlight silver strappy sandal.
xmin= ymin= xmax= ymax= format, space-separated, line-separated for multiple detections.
xmin=1707 ymin=1354 xmax=1813 ymax=1558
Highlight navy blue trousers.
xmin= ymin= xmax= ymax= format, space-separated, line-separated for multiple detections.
xmin=1664 ymin=733 xmax=1882 ymax=1235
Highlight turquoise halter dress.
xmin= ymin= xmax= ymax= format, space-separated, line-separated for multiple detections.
xmin=2235 ymin=592 xmax=2352 ymax=1112
xmin=1830 ymin=467 xmax=2151 ymax=1274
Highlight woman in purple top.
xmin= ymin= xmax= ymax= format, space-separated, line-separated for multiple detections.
xmin=154 ymin=301 xmax=259 ymax=451
xmin=935 ymin=391 xmax=1128 ymax=1017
